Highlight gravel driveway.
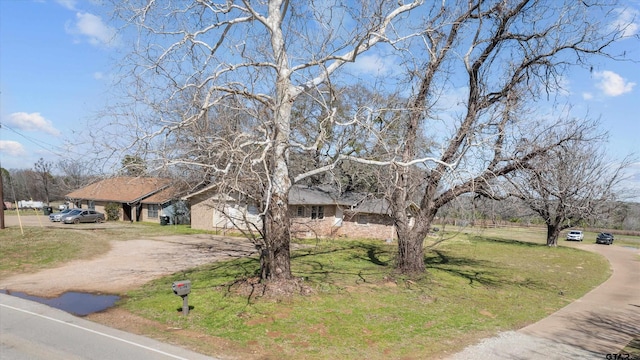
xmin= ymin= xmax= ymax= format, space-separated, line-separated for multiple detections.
xmin=447 ymin=243 xmax=640 ymax=359
xmin=0 ymin=216 xmax=258 ymax=297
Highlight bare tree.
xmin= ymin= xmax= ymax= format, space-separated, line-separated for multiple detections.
xmin=105 ymin=0 xmax=423 ymax=282
xmin=33 ymin=158 xmax=54 ymax=205
xmin=57 ymin=159 xmax=95 ymax=193
xmin=506 ymin=132 xmax=633 ymax=246
xmin=377 ymin=0 xmax=628 ymax=273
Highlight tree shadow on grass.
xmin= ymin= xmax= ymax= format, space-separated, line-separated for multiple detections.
xmin=425 ymin=248 xmax=548 ymax=290
xmin=292 ymin=241 xmax=548 ymax=291
xmin=290 ymin=242 xmax=396 ymax=285
xmin=198 ymin=239 xmax=548 ymax=296
xmin=469 ymin=236 xmax=547 ymax=248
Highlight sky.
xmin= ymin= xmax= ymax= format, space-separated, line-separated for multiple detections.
xmin=0 ymin=0 xmax=639 ymax=199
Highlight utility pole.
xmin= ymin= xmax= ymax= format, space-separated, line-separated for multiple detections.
xmin=0 ymin=167 xmax=5 ymax=229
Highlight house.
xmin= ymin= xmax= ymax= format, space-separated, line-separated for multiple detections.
xmin=183 ymin=185 xmax=262 ymax=232
xmin=185 ymin=184 xmax=403 ymax=240
xmin=340 ymin=198 xmax=399 ymax=240
xmin=140 ymin=185 xmax=190 ymax=224
xmin=65 ymin=177 xmax=182 ymax=223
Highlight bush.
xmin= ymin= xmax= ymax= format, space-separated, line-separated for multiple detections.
xmin=104 ymin=202 xmax=120 ymax=221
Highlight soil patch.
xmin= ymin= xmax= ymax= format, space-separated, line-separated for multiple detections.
xmin=0 ymin=234 xmax=257 ymax=297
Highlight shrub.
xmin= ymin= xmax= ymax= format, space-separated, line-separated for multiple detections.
xmin=105 ymin=202 xmax=120 ymax=221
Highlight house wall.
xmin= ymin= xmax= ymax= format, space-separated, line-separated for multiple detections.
xmin=189 ymin=193 xmax=261 ymax=231
xmin=338 ymin=213 xmax=397 ymax=240
xmin=189 ymin=194 xmax=216 ymax=230
xmin=76 ymin=200 xmax=107 ymax=216
xmin=289 ymin=205 xmax=395 ymax=240
xmin=290 ymin=205 xmax=339 ymax=238
xmin=140 ymin=203 xmax=161 ymax=223
xmin=187 ymin=195 xmax=396 ymax=240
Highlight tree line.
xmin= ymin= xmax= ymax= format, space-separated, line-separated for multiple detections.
xmin=2 ymin=158 xmax=98 ymax=207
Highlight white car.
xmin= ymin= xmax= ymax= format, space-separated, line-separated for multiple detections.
xmin=566 ymin=230 xmax=584 ymax=241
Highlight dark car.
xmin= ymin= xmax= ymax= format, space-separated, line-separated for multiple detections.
xmin=62 ymin=209 xmax=105 ymax=224
xmin=595 ymin=232 xmax=614 ymax=245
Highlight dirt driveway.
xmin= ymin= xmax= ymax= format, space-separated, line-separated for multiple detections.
xmin=0 ymin=216 xmax=258 ymax=297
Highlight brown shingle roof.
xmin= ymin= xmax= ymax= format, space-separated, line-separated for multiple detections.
xmin=66 ymin=177 xmax=172 ymax=203
xmin=141 ymin=186 xmax=184 ymax=204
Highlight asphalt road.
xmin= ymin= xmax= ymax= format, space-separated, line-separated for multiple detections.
xmin=0 ymin=293 xmax=217 ymax=360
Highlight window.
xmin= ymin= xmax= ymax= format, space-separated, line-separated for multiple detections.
xmin=297 ymin=206 xmax=305 ymax=217
xmin=148 ymin=204 xmax=159 ymax=218
xmin=88 ymin=200 xmax=95 ymax=210
xmin=357 ymin=215 xmax=368 ymax=225
xmin=311 ymin=206 xmax=324 ymax=220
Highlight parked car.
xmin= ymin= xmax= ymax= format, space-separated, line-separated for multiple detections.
xmin=49 ymin=208 xmax=74 ymax=222
xmin=595 ymin=232 xmax=614 ymax=245
xmin=62 ymin=209 xmax=105 ymax=224
xmin=566 ymin=230 xmax=584 ymax=241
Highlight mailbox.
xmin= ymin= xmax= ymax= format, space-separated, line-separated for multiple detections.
xmin=172 ymin=280 xmax=191 ymax=296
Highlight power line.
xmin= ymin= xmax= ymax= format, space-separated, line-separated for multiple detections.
xmin=0 ymin=122 xmax=71 ymax=158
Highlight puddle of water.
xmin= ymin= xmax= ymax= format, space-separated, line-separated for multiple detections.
xmin=1 ymin=290 xmax=120 ymax=316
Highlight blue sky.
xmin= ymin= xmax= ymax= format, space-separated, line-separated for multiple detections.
xmin=1 ymin=0 xmax=639 ymax=199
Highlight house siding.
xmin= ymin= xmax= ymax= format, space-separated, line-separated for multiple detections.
xmin=189 ymin=193 xmax=261 ymax=231
xmin=290 ymin=205 xmax=340 ymax=238
xmin=185 ymin=186 xmax=397 ymax=240
xmin=140 ymin=203 xmax=164 ymax=223
xmin=189 ymin=193 xmax=217 ymax=230
xmin=338 ymin=213 xmax=397 ymax=240
xmin=289 ymin=206 xmax=396 ymax=240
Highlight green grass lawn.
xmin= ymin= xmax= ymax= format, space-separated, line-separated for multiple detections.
xmin=121 ymin=230 xmax=611 ymax=359
xmin=0 ymin=227 xmax=111 ymax=277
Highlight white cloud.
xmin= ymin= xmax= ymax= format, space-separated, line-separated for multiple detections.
xmin=8 ymin=112 xmax=61 ymax=136
xmin=0 ymin=140 xmax=27 ymax=157
xmin=93 ymin=71 xmax=104 ymax=80
xmin=56 ymin=0 xmax=77 ymax=11
xmin=610 ymin=8 xmax=639 ymax=38
xmin=351 ymin=54 xmax=398 ymax=76
xmin=593 ymin=70 xmax=636 ymax=97
xmin=582 ymin=92 xmax=594 ymax=100
xmin=66 ymin=12 xmax=118 ymax=47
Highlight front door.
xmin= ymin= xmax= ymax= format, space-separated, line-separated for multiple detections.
xmin=123 ymin=203 xmax=132 ymax=222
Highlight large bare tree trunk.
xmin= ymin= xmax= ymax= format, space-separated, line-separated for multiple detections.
xmin=396 ymin=221 xmax=430 ymax=273
xmin=546 ymin=224 xmax=561 ymax=247
xmin=260 ymin=1 xmax=295 ymax=281
xmin=264 ymin=192 xmax=292 ymax=279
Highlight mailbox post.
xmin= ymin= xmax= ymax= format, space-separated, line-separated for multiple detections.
xmin=171 ymin=280 xmax=191 ymax=315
